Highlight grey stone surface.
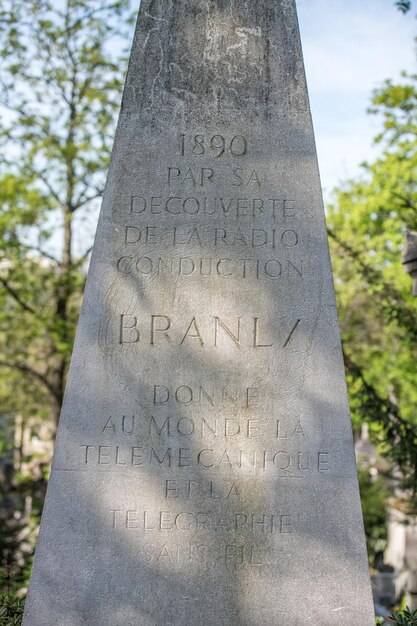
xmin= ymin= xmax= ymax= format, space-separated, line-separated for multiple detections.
xmin=402 ymin=231 xmax=417 ymax=295
xmin=23 ymin=1 xmax=376 ymax=624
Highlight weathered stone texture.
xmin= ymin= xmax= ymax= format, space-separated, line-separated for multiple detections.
xmin=23 ymin=1 xmax=375 ymax=624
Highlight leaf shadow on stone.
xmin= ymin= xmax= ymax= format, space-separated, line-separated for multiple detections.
xmin=24 ymin=0 xmax=374 ymax=623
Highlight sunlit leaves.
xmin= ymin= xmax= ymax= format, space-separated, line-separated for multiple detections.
xmin=328 ymin=71 xmax=417 ymax=501
xmin=0 ymin=0 xmax=134 ymax=424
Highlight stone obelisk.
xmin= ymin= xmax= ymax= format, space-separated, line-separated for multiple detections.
xmin=23 ymin=2 xmax=376 ymax=624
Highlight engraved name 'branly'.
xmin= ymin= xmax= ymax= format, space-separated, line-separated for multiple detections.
xmin=119 ymin=315 xmax=301 ymax=348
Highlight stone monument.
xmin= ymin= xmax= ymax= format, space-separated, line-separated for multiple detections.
xmin=402 ymin=231 xmax=417 ymax=295
xmin=23 ymin=1 xmax=376 ymax=624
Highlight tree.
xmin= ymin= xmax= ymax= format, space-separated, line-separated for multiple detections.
xmin=0 ymin=0 xmax=134 ymax=426
xmin=358 ymin=468 xmax=389 ymax=566
xmin=327 ymin=71 xmax=417 ymax=501
xmin=0 ymin=0 xmax=135 ymax=599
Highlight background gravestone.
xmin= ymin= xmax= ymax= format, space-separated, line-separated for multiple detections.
xmin=23 ymin=1 xmax=376 ymax=624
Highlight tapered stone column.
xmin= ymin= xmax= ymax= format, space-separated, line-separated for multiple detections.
xmin=23 ymin=2 xmax=375 ymax=624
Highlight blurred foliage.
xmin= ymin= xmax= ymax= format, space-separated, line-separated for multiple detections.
xmin=0 ymin=586 xmax=24 ymax=626
xmin=0 ymin=412 xmax=48 ymax=600
xmin=328 ymin=72 xmax=417 ymax=503
xmin=387 ymin=606 xmax=417 ymax=625
xmin=358 ymin=468 xmax=389 ymax=565
xmin=0 ymin=0 xmax=134 ymax=600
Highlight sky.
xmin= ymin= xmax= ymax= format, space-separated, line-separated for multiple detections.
xmin=296 ymin=0 xmax=417 ymax=199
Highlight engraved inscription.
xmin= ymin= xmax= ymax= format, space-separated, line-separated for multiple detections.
xmin=110 ymin=508 xmax=290 ymax=534
xmin=80 ymin=445 xmax=330 ymax=473
xmin=142 ymin=542 xmax=266 ymax=568
xmin=167 ymin=167 xmax=262 ymax=188
xmin=117 ymin=255 xmax=304 ymax=281
xmin=129 ymin=196 xmax=297 ymax=219
xmin=153 ymin=384 xmax=259 ymax=408
xmin=123 ymin=224 xmax=299 ymax=248
xmin=100 ymin=414 xmax=310 ymax=443
xmin=118 ymin=314 xmax=298 ymax=348
xmin=94 ymin=120 xmax=336 ymax=589
xmin=165 ymin=479 xmax=240 ymax=500
xmin=179 ymin=134 xmax=248 ymax=158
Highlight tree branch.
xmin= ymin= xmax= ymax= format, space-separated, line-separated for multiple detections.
xmin=74 ymin=246 xmax=93 ymax=268
xmin=37 ymin=171 xmax=63 ymax=206
xmin=18 ymin=243 xmax=59 ymax=264
xmin=328 ymin=227 xmax=417 ymax=342
xmin=0 ymin=277 xmax=41 ymax=319
xmin=344 ymin=349 xmax=417 ymax=497
xmin=0 ymin=359 xmax=59 ymax=401
xmin=74 ymin=192 xmax=102 ymax=211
